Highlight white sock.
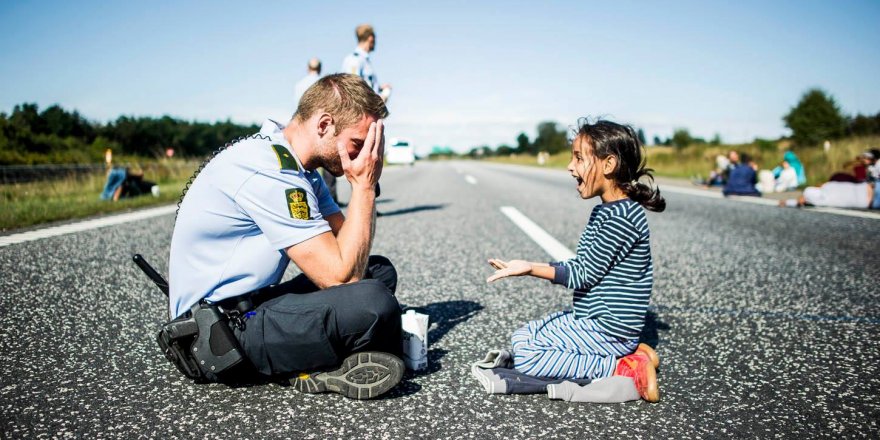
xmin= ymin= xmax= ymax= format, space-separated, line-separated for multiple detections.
xmin=547 ymin=377 xmax=639 ymax=403
xmin=470 ymin=365 xmax=507 ymax=394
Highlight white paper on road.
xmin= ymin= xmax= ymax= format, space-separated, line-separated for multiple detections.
xmin=401 ymin=309 xmax=429 ymax=371
xmin=500 ymin=206 xmax=576 ymax=261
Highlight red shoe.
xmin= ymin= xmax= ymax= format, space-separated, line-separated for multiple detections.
xmin=614 ymin=353 xmax=660 ymax=402
xmin=636 ymin=343 xmax=660 ymax=369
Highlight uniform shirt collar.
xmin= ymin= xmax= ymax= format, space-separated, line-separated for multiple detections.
xmin=259 ymin=119 xmax=305 ymax=173
xmin=354 ymin=46 xmax=370 ymax=59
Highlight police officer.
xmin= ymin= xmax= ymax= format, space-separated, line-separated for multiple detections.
xmin=293 ymin=57 xmax=321 ymax=106
xmin=168 ymin=73 xmax=403 ymax=399
xmin=342 ymin=24 xmax=391 ymax=102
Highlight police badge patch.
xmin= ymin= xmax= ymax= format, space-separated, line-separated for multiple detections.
xmin=285 ymin=188 xmax=310 ymax=220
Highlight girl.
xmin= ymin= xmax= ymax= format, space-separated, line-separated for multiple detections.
xmin=487 ymin=119 xmax=665 ymax=402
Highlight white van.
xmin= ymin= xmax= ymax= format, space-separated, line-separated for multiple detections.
xmin=386 ymin=138 xmax=416 ymax=165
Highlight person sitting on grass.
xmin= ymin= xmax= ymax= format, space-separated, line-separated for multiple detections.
xmin=695 ymin=154 xmax=730 ymax=187
xmin=475 ymin=119 xmax=665 ymax=403
xmin=722 ymin=153 xmax=761 ymax=197
xmin=868 ymin=148 xmax=880 ymax=183
xmin=829 ymin=151 xmax=873 ymax=183
xmin=772 ymin=150 xmax=806 ymax=189
xmin=100 ymin=166 xmax=159 ymax=201
xmin=773 ymin=160 xmax=799 ymax=193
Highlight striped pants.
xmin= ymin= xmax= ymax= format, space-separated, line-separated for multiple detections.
xmin=511 ymin=311 xmax=638 ymax=380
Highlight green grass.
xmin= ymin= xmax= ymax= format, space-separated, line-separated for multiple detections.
xmin=485 ymin=136 xmax=880 ymax=187
xmin=1 ymin=160 xmax=199 ymax=231
xmin=645 ymin=136 xmax=880 ymax=186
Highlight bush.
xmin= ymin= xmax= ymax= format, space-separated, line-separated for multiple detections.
xmin=671 ymin=128 xmax=693 ymax=149
xmin=783 ymin=89 xmax=847 ymax=147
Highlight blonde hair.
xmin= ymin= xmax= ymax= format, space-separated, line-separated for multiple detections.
xmin=294 ymin=73 xmax=389 ymax=134
xmin=355 ymin=24 xmax=374 ymax=42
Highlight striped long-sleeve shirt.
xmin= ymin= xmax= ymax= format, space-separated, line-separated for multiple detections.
xmin=551 ymin=199 xmax=653 ymax=339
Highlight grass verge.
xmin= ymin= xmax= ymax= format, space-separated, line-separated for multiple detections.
xmin=1 ymin=160 xmax=199 ymax=232
xmin=485 ymin=136 xmax=880 ymax=187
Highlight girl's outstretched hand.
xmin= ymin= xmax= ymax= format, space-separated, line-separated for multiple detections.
xmin=487 ymin=259 xmax=531 ymax=283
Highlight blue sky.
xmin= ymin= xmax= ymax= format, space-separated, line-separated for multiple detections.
xmin=1 ymin=0 xmax=878 ymax=154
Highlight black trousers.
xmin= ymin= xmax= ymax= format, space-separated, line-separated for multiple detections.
xmin=234 ymin=256 xmax=401 ymax=377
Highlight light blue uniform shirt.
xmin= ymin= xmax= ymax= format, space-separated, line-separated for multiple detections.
xmin=293 ymin=72 xmax=320 ymax=106
xmin=168 ymin=119 xmax=340 ymax=318
xmin=341 ymin=47 xmax=379 ymax=93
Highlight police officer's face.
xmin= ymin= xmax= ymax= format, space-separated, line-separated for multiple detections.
xmin=323 ymin=115 xmax=377 ymax=177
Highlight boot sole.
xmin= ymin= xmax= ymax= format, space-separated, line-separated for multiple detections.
xmin=290 ymin=352 xmax=404 ymax=400
xmin=637 ymin=343 xmax=660 ymax=369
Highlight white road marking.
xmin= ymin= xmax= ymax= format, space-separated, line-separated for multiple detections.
xmin=465 ymin=175 xmax=478 ymax=185
xmin=500 ymin=206 xmax=575 ymax=260
xmin=661 ymin=185 xmax=880 ymax=220
xmin=0 ymin=204 xmax=178 ymax=248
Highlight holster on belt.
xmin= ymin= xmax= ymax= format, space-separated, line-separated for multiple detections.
xmin=156 ymin=303 xmax=246 ymax=382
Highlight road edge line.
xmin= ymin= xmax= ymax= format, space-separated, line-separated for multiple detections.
xmin=0 ymin=204 xmax=178 ymax=248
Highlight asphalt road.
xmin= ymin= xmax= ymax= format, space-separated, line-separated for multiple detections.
xmin=1 ymin=161 xmax=878 ymax=439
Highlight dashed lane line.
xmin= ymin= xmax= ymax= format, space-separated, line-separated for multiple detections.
xmin=465 ymin=175 xmax=478 ymax=185
xmin=0 ymin=205 xmax=178 ymax=248
xmin=499 ymin=206 xmax=575 ymax=260
xmin=499 ymin=204 xmax=877 ymax=324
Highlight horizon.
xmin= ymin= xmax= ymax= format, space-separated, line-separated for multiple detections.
xmin=1 ymin=0 xmax=878 ymax=154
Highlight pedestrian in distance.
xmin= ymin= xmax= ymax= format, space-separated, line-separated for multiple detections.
xmin=481 ymin=119 xmax=665 ymax=403
xmin=342 ymin=24 xmax=392 ymax=102
xmin=772 ymin=150 xmax=807 ymax=188
xmin=341 ymin=23 xmax=392 ymax=213
xmin=293 ymin=57 xmax=321 ymax=106
xmin=867 ymin=148 xmax=880 ymax=182
xmin=168 ymin=73 xmax=404 ymax=399
xmin=293 ymin=57 xmax=341 ymax=206
xmin=722 ymin=152 xmax=761 ymax=197
xmin=772 ymin=160 xmax=799 ymax=193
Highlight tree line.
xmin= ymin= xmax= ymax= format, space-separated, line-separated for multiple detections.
xmin=457 ymin=88 xmax=879 ymax=158
xmin=459 ymin=121 xmax=651 ymax=159
xmin=0 ymin=103 xmax=258 ymax=165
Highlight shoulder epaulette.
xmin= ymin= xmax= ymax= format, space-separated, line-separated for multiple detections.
xmin=271 ymin=144 xmax=299 ymax=171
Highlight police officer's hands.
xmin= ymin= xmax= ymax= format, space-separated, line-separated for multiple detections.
xmin=339 ymin=120 xmax=384 ymax=191
xmin=486 ymin=259 xmax=532 ymax=282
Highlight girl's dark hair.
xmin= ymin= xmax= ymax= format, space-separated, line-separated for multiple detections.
xmin=575 ymin=118 xmax=666 ymax=212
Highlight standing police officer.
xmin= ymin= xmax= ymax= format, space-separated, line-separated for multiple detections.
xmin=168 ymin=73 xmax=403 ymax=399
xmin=342 ymin=24 xmax=392 ymax=102
xmin=293 ymin=57 xmax=321 ymax=106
